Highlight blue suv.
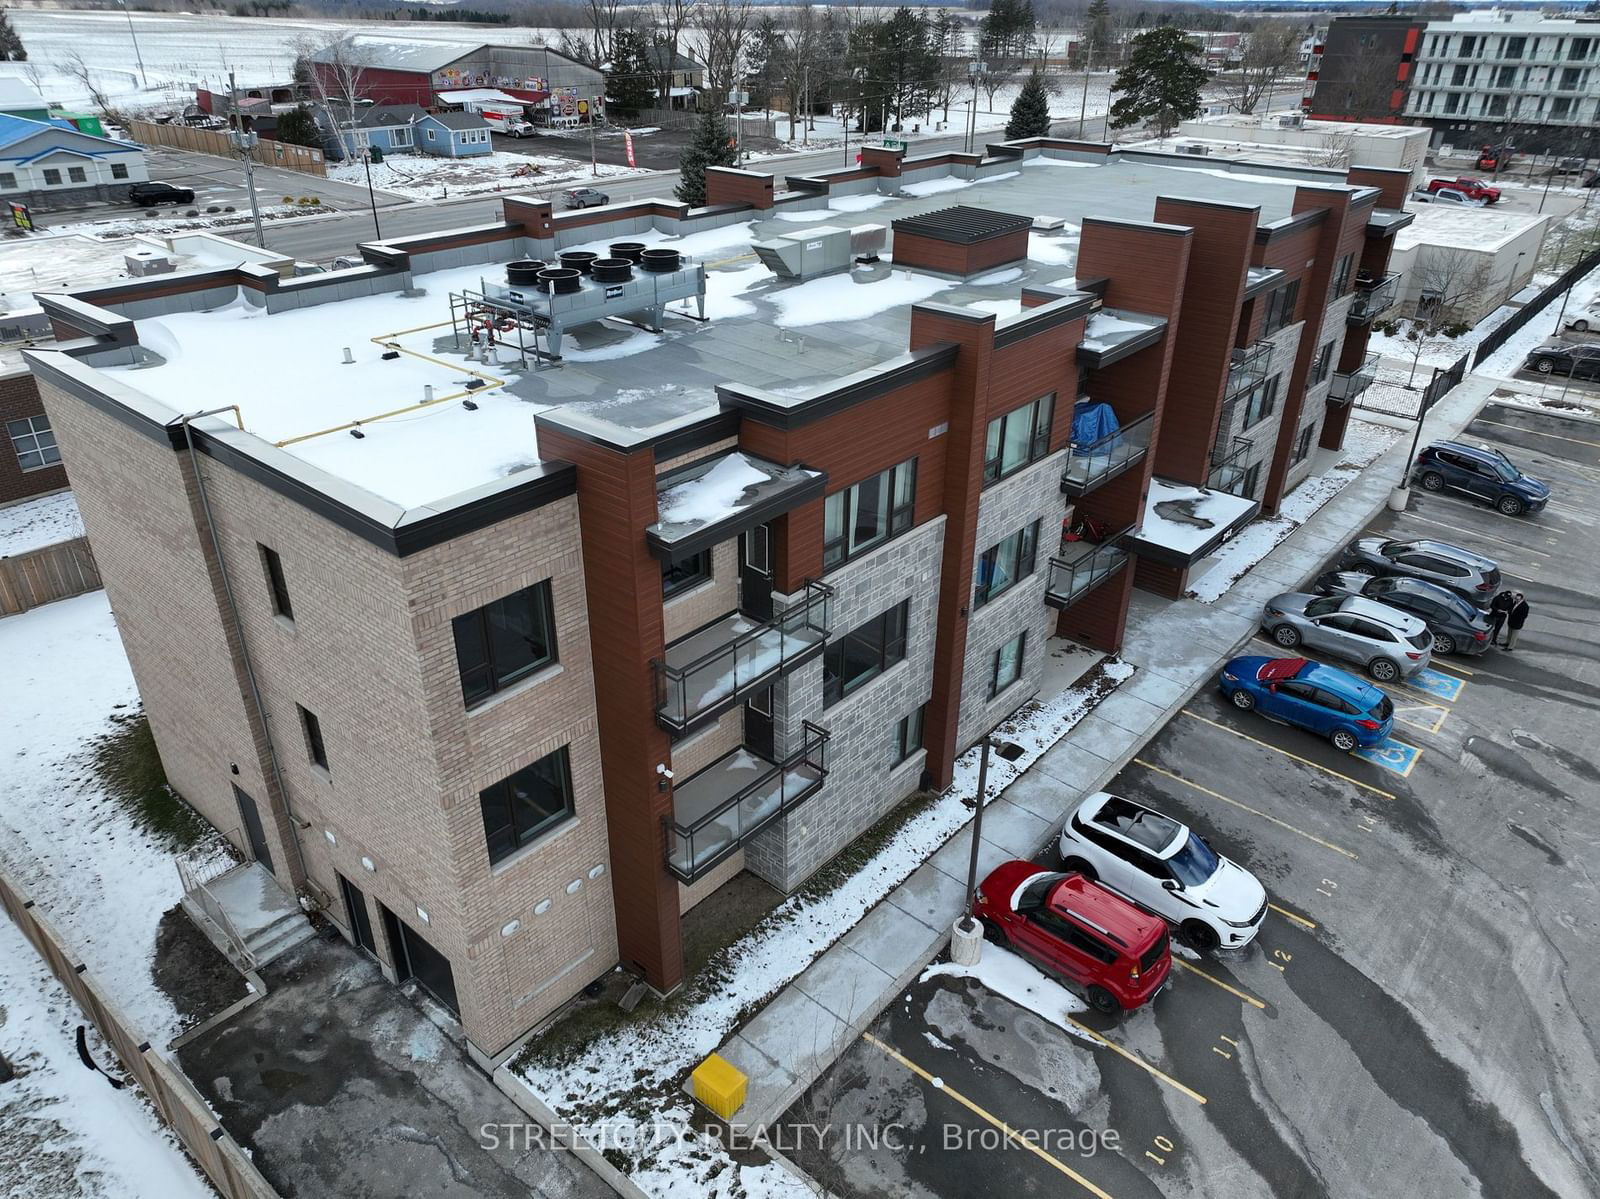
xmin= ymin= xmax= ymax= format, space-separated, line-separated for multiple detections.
xmin=1412 ymin=441 xmax=1549 ymax=516
xmin=1219 ymin=656 xmax=1394 ymax=752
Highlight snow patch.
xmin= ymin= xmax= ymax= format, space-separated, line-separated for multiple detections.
xmin=970 ymin=267 xmax=1024 ymax=286
xmin=657 ymin=453 xmax=769 ymax=526
xmin=924 ymin=947 xmax=1090 ymax=1033
xmin=900 ymin=171 xmax=1019 ymax=197
xmin=0 ymin=491 xmax=83 ymax=557
xmin=767 ymin=270 xmax=950 ymax=328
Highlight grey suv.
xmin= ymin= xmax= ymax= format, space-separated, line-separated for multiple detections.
xmin=1312 ymin=573 xmax=1492 ymax=656
xmin=1337 ymin=537 xmax=1501 ymax=609
xmin=1261 ymin=593 xmax=1434 ymax=681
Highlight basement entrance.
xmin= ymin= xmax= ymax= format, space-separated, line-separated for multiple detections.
xmin=379 ymin=903 xmax=459 ymax=1016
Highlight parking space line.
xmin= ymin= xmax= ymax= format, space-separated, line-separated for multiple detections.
xmin=1133 ymin=759 xmax=1359 ymax=860
xmin=1060 ymin=1019 xmax=1211 ymax=1106
xmin=860 ymin=1033 xmax=1127 ymax=1196
xmin=1429 ymin=658 xmax=1475 ymax=677
xmin=1268 ymin=903 xmax=1317 ymax=931
xmin=1374 ymin=688 xmax=1449 ymax=734
xmin=1172 ymin=958 xmax=1267 ymax=1010
xmin=1179 ymin=710 xmax=1397 ymax=800
xmin=1414 ymin=488 xmax=1585 ymax=528
xmin=1352 ymin=737 xmax=1422 ymax=777
xmin=1471 ymin=415 xmax=1600 ymax=450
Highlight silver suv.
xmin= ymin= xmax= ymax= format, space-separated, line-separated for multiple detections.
xmin=1338 ymin=537 xmax=1501 ymax=609
xmin=1261 ymin=593 xmax=1433 ymax=681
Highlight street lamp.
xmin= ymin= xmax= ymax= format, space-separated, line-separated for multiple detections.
xmin=360 ymin=149 xmax=381 ymax=241
xmin=951 ymin=733 xmax=995 ymax=966
xmin=120 ymin=0 xmax=148 ymax=89
xmin=965 ymin=61 xmax=988 ymax=155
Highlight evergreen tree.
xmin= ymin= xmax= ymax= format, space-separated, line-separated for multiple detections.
xmin=675 ymin=107 xmax=737 ymax=206
xmin=607 ymin=27 xmax=655 ymax=119
xmin=1084 ymin=0 xmax=1113 ymax=65
xmin=275 ymin=103 xmax=320 ymax=148
xmin=0 ymin=7 xmax=27 ymax=62
xmin=1108 ymin=26 xmax=1208 ymax=139
xmin=1006 ymin=68 xmax=1051 ymax=139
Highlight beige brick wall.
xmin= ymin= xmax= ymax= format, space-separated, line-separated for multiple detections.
xmin=662 ymin=537 xmax=738 ymax=645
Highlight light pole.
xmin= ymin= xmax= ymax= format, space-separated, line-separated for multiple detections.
xmin=951 ymin=733 xmax=995 ymax=965
xmin=965 ymin=61 xmax=987 ymax=155
xmin=361 ymin=150 xmax=381 ymax=241
xmin=120 ymin=0 xmax=148 ymax=89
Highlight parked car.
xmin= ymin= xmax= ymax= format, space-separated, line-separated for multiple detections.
xmin=1526 ymin=343 xmax=1600 ymax=381
xmin=1261 ymin=593 xmax=1433 ymax=681
xmin=1412 ymin=440 xmax=1550 ymax=516
xmin=1551 ymin=157 xmax=1587 ymax=176
xmin=1311 ymin=573 xmax=1493 ymax=656
xmin=1412 ymin=186 xmax=1487 ymax=207
xmin=1427 ymin=176 xmax=1501 ymax=204
xmin=972 ymin=861 xmax=1171 ymax=1015
xmin=1057 ymin=793 xmax=1267 ymax=952
xmin=128 ymin=181 xmax=196 ymax=206
xmin=563 ymin=187 xmax=610 ymax=208
xmin=1564 ymin=303 xmax=1600 ymax=333
xmin=1338 ymin=537 xmax=1502 ymax=608
xmin=1220 ymin=655 xmax=1394 ymax=751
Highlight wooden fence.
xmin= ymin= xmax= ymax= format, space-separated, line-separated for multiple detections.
xmin=0 ymin=536 xmax=102 ymax=616
xmin=0 ymin=870 xmax=281 ymax=1199
xmin=129 ymin=120 xmax=327 ymax=178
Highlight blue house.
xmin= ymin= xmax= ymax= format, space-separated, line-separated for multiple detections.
xmin=414 ymin=111 xmax=493 ymax=158
xmin=356 ymin=105 xmax=428 ymax=155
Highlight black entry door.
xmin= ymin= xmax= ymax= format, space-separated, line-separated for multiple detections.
xmin=338 ymin=874 xmax=377 ymax=956
xmin=379 ymin=903 xmax=459 ymax=1015
xmin=232 ymin=784 xmax=275 ymax=876
xmin=740 ymin=523 xmax=774 ymax=622
xmin=744 ymin=687 xmax=776 ymax=761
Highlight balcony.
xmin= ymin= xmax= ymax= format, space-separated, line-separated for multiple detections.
xmin=1207 ymin=436 xmax=1253 ymax=496
xmin=654 ymin=580 xmax=832 ymax=734
xmin=1061 ymin=410 xmax=1154 ymax=497
xmin=1348 ymin=273 xmax=1401 ymax=324
xmin=1226 ymin=339 xmax=1273 ymax=399
xmin=666 ymin=722 xmax=830 ymax=882
xmin=1329 ymin=352 xmax=1380 ymax=404
xmin=1044 ymin=524 xmax=1135 ymax=609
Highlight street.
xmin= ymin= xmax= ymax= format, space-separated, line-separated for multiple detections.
xmin=777 ymin=402 xmax=1600 ymax=1198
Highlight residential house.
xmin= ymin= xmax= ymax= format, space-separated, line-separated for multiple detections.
xmin=415 ymin=111 xmax=493 ymax=157
xmin=0 ymin=114 xmax=149 ymax=210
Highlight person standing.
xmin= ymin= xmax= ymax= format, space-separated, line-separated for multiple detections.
xmin=1489 ymin=589 xmax=1514 ymax=646
xmin=1504 ymin=592 xmax=1531 ymax=650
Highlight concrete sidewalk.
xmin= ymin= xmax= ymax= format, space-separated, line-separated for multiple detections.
xmin=707 ymin=375 xmax=1503 ymax=1129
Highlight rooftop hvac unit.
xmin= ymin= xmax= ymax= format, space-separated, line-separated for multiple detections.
xmin=125 ymin=249 xmax=175 ymax=277
xmin=850 ymin=223 xmax=886 ymax=260
xmin=1278 ymin=113 xmax=1305 ymax=129
xmin=752 ymin=225 xmax=853 ymax=280
xmin=1178 ymin=144 xmax=1210 ymax=156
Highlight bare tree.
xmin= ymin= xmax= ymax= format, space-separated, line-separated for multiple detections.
xmin=1411 ymin=248 xmax=1494 ymax=328
xmin=58 ymin=50 xmax=127 ymax=126
xmin=289 ymin=32 xmax=368 ymax=160
xmin=1320 ymin=43 xmax=1401 ymax=121
xmin=1310 ymin=128 xmax=1359 ymax=168
xmin=1225 ymin=21 xmax=1300 ymax=116
xmin=651 ymin=0 xmax=699 ymax=105
xmin=699 ymin=0 xmax=753 ymax=108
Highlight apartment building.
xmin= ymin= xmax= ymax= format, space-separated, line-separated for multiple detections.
xmin=23 ymin=139 xmax=1408 ymax=1063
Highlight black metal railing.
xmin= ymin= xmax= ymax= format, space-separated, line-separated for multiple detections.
xmin=1207 ymin=436 xmax=1253 ymax=495
xmin=1061 ymin=410 xmax=1154 ymax=496
xmin=666 ymin=722 xmax=830 ymax=882
xmin=1045 ymin=524 xmax=1134 ymax=609
xmin=1328 ymin=352 xmax=1380 ymax=404
xmin=1348 ymin=273 xmax=1401 ymax=323
xmin=1225 ymin=339 xmax=1273 ymax=398
xmin=654 ymin=580 xmax=832 ymax=732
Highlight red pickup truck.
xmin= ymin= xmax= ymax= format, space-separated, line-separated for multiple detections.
xmin=1426 ymin=177 xmax=1501 ymax=204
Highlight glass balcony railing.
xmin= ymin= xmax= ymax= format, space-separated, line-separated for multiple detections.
xmin=654 ymin=580 xmax=832 ymax=733
xmin=1207 ymin=436 xmax=1254 ymax=496
xmin=666 ymin=722 xmax=830 ymax=882
xmin=1061 ymin=410 xmax=1154 ymax=497
xmin=1348 ymin=273 xmax=1401 ymax=324
xmin=1329 ymin=352 xmax=1380 ymax=404
xmin=1226 ymin=339 xmax=1273 ymax=399
xmin=1045 ymin=524 xmax=1134 ymax=609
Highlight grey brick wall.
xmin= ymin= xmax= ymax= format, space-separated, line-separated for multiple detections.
xmin=743 ymin=516 xmax=946 ymax=891
xmin=1220 ymin=322 xmax=1304 ymax=500
xmin=1285 ymin=291 xmax=1356 ymax=495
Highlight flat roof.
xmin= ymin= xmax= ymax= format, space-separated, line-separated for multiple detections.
xmin=1395 ymin=204 xmax=1548 ymax=254
xmin=64 ymin=151 xmax=1366 ymax=513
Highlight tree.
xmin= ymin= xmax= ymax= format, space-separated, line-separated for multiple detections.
xmin=1108 ymin=26 xmax=1209 ymax=140
xmin=1410 ymin=248 xmax=1494 ymax=328
xmin=1084 ymin=0 xmax=1113 ymax=66
xmin=0 ymin=7 xmax=26 ymax=61
xmin=650 ymin=0 xmax=698 ymax=104
xmin=1320 ymin=43 xmax=1402 ymax=121
xmin=1006 ymin=67 xmax=1051 ymax=138
xmin=699 ymin=0 xmax=753 ymax=108
xmin=675 ymin=106 xmax=737 ymax=205
xmin=275 ymin=103 xmax=320 ymax=148
xmin=608 ymin=25 xmax=656 ymax=117
xmin=289 ymin=32 xmax=368 ymax=159
xmin=1226 ymin=20 xmax=1300 ymax=115
xmin=58 ymin=50 xmax=124 ymax=125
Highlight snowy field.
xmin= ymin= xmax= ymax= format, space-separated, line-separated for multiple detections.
xmin=0 ymin=492 xmax=84 ymax=557
xmin=328 ymin=150 xmax=633 ymax=201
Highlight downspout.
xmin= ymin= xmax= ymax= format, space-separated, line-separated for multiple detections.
xmin=180 ymin=407 xmax=311 ymax=886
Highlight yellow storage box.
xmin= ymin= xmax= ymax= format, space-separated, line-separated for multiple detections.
xmin=691 ymin=1053 xmax=747 ymax=1120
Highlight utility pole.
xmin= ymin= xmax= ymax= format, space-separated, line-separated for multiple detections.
xmin=950 ymin=733 xmax=995 ymax=966
xmin=228 ymin=71 xmax=266 ymax=249
xmin=1078 ymin=45 xmax=1091 ymax=138
xmin=361 ymin=150 xmax=381 ymax=242
xmin=589 ymin=96 xmax=598 ymax=177
xmin=802 ymin=64 xmax=809 ymax=146
xmin=121 ymin=0 xmax=148 ymax=89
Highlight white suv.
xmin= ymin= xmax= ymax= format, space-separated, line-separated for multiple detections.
xmin=1058 ymin=792 xmax=1268 ymax=951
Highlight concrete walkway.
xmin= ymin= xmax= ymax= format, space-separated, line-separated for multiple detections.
xmin=709 ymin=375 xmax=1504 ymax=1128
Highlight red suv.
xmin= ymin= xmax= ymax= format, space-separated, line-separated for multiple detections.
xmin=974 ymin=861 xmax=1171 ymax=1014
xmin=1426 ymin=176 xmax=1501 ymax=204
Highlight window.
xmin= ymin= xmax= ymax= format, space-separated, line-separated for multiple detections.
xmin=42 ymin=168 xmax=61 ymax=185
xmin=1330 ymin=254 xmax=1353 ymax=298
xmin=299 ymin=705 xmax=328 ymax=771
xmin=111 ymin=163 xmax=129 ymax=180
xmin=983 ymin=394 xmax=1054 ymax=485
xmin=1311 ymin=341 xmax=1335 ymax=385
xmin=1240 ymin=462 xmax=1261 ymax=499
xmin=1263 ymin=280 xmax=1299 ymax=335
xmin=452 ymin=580 xmax=558 ymax=706
xmin=1504 ymin=36 xmax=1525 ymax=58
xmin=662 ymin=550 xmax=711 ymax=599
xmin=1487 ymin=96 xmax=1506 ymax=117
xmin=1292 ymin=423 xmax=1316 ymax=465
xmin=823 ymin=458 xmax=916 ymax=570
xmin=259 ymin=544 xmax=293 ymax=621
xmin=67 ymin=166 xmax=86 ymax=184
xmin=974 ymin=520 xmax=1040 ymax=608
xmin=1242 ymin=375 xmax=1279 ymax=428
xmin=394 ymin=126 xmax=412 ymax=146
xmin=893 ymin=705 xmax=925 ymax=766
xmin=991 ymin=632 xmax=1026 ymax=697
xmin=478 ymin=746 xmax=575 ymax=865
xmin=7 ymin=415 xmax=60 ymax=471
xmin=0 ymin=171 xmax=13 ymax=189
xmin=1496 ymin=66 xmax=1516 ymax=88
xmin=1551 ymin=97 xmax=1572 ymax=119
xmin=426 ymin=127 xmax=437 ymax=141
xmin=823 ymin=600 xmax=909 ymax=707
xmin=1570 ymin=37 xmax=1591 ymax=61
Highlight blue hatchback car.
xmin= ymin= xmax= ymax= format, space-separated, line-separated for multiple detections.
xmin=1218 ymin=656 xmax=1394 ymax=752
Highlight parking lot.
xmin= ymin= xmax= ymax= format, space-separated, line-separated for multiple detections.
xmin=779 ymin=402 xmax=1600 ymax=1198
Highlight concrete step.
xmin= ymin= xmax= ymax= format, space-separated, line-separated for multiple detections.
xmin=245 ymin=911 xmax=315 ymax=966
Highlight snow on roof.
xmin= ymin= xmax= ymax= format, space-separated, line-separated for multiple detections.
xmin=0 ymin=233 xmax=280 ymax=311
xmin=1139 ymin=478 xmax=1260 ymax=556
xmin=436 ymin=89 xmax=533 ymax=106
xmin=0 ymin=77 xmax=44 ymax=109
xmin=1395 ymin=204 xmax=1548 ymax=254
xmin=1080 ymin=308 xmax=1164 ymax=353
xmin=310 ymin=34 xmax=482 ymax=73
xmin=658 ymin=453 xmax=769 ymax=527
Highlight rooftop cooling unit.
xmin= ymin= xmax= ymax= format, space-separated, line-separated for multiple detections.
xmin=1278 ymin=113 xmax=1305 ymax=129
xmin=752 ymin=225 xmax=853 ymax=280
xmin=125 ymin=249 xmax=175 ymax=277
xmin=1178 ymin=144 xmax=1210 ymax=156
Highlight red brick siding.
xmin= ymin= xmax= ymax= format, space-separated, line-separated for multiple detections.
xmin=0 ymin=371 xmax=69 ymax=505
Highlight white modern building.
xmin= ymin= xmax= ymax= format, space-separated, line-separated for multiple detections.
xmin=1168 ymin=114 xmax=1431 ymax=190
xmin=1389 ymin=203 xmax=1550 ymax=326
